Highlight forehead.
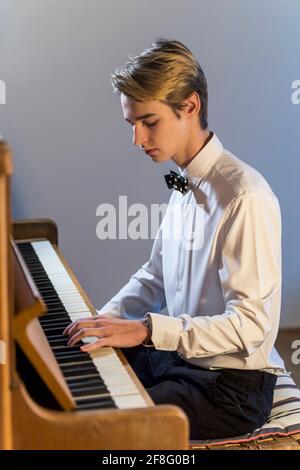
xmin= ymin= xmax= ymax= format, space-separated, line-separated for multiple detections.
xmin=120 ymin=94 xmax=169 ymax=119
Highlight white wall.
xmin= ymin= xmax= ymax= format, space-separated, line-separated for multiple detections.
xmin=0 ymin=0 xmax=299 ymax=326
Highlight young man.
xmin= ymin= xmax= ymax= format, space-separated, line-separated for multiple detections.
xmin=64 ymin=39 xmax=285 ymax=439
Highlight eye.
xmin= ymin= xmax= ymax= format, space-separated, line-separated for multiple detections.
xmin=143 ymin=120 xmax=159 ymax=127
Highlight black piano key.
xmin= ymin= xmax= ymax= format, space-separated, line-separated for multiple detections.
xmin=42 ymin=327 xmax=68 ymax=336
xmin=41 ymin=318 xmax=71 ymax=326
xmin=40 ymin=315 xmax=69 ymax=321
xmin=56 ymin=354 xmax=93 ymax=364
xmin=41 ymin=324 xmax=70 ymax=331
xmin=47 ymin=337 xmax=69 ymax=346
xmin=43 ymin=297 xmax=64 ymax=304
xmin=49 ymin=342 xmax=70 ymax=350
xmin=54 ymin=349 xmax=89 ymax=357
xmin=43 ymin=328 xmax=68 ymax=336
xmin=75 ymin=392 xmax=111 ymax=402
xmin=69 ymin=380 xmax=107 ymax=391
xmin=45 ymin=308 xmax=69 ymax=314
xmin=36 ymin=288 xmax=64 ymax=295
xmin=76 ymin=400 xmax=116 ymax=410
xmin=39 ymin=297 xmax=62 ymax=304
xmin=54 ymin=354 xmax=90 ymax=363
xmin=52 ymin=345 xmax=81 ymax=353
xmin=72 ymin=386 xmax=108 ymax=398
xmin=75 ymin=395 xmax=114 ymax=405
xmin=65 ymin=373 xmax=101 ymax=382
xmin=45 ymin=334 xmax=68 ymax=341
xmin=62 ymin=366 xmax=98 ymax=377
xmin=43 ymin=315 xmax=70 ymax=321
xmin=40 ymin=319 xmax=70 ymax=327
xmin=34 ymin=288 xmax=60 ymax=295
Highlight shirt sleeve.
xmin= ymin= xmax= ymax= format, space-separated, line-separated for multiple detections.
xmin=97 ymin=223 xmax=166 ymax=320
xmin=149 ymin=192 xmax=282 ymax=358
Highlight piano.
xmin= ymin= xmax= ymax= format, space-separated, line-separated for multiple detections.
xmin=0 ymin=141 xmax=188 ymax=450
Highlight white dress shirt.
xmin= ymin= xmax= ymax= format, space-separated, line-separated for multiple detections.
xmin=98 ymin=133 xmax=285 ymax=374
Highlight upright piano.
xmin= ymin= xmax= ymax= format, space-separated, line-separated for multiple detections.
xmin=0 ymin=141 xmax=188 ymax=450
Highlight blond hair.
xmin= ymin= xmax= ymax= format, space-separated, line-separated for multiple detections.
xmin=111 ymin=39 xmax=208 ymax=129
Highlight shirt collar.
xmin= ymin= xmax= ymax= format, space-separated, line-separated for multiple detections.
xmin=178 ymin=132 xmax=223 ymax=188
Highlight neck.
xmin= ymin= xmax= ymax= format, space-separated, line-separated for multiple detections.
xmin=173 ymin=128 xmax=211 ymax=169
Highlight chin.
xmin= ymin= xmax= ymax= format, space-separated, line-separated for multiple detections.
xmin=153 ymin=154 xmax=171 ymax=163
xmin=150 ymin=155 xmax=163 ymax=163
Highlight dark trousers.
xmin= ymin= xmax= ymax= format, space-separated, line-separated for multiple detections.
xmin=121 ymin=346 xmax=277 ymax=440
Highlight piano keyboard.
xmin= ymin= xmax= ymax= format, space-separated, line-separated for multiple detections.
xmin=17 ymin=240 xmax=147 ymax=411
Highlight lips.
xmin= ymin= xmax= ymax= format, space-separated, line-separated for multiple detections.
xmin=145 ymin=148 xmax=158 ymax=155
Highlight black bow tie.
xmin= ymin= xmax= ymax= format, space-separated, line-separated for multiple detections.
xmin=164 ymin=170 xmax=189 ymax=194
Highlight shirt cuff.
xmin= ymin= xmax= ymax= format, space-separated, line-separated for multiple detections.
xmin=148 ymin=313 xmax=183 ymax=350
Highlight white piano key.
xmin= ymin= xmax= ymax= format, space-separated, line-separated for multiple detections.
xmin=113 ymin=395 xmax=148 ymax=409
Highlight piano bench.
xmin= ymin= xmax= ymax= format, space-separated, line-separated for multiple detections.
xmin=189 ymin=433 xmax=300 ymax=450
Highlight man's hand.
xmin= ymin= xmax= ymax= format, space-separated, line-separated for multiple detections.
xmin=63 ymin=315 xmax=149 ymax=352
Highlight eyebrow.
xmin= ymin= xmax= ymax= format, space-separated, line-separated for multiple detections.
xmin=125 ymin=113 xmax=159 ymax=124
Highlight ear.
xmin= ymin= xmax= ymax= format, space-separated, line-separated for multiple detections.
xmin=183 ymin=92 xmax=201 ymax=119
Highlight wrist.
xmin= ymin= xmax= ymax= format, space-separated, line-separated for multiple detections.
xmin=141 ymin=314 xmax=153 ymax=347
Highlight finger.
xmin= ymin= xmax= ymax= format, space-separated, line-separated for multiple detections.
xmin=63 ymin=317 xmax=97 ymax=336
xmin=67 ymin=327 xmax=106 ymax=347
xmin=80 ymin=338 xmax=108 ymax=352
xmin=63 ymin=319 xmax=86 ymax=336
xmin=66 ymin=318 xmax=107 ymax=338
xmin=65 ymin=316 xmax=114 ymax=337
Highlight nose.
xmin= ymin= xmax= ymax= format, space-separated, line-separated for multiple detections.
xmin=132 ymin=125 xmax=147 ymax=147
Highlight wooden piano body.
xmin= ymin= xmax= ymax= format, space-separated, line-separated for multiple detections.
xmin=0 ymin=141 xmax=189 ymax=450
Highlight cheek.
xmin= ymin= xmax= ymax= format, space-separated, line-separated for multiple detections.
xmin=157 ymin=121 xmax=184 ymax=143
xmin=167 ymin=126 xmax=186 ymax=151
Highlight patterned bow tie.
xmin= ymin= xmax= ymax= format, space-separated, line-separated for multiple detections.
xmin=164 ymin=170 xmax=189 ymax=194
